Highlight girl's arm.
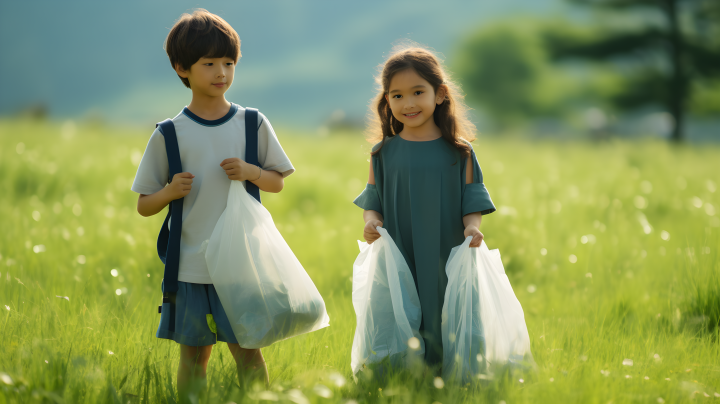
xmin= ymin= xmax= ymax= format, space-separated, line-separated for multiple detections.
xmin=463 ymin=156 xmax=484 ymax=247
xmin=363 ymin=162 xmax=384 ymax=243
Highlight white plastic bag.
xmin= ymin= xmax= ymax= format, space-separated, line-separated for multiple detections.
xmin=351 ymin=227 xmax=424 ymax=375
xmin=205 ymin=181 xmax=330 ymax=349
xmin=441 ymin=237 xmax=533 ymax=383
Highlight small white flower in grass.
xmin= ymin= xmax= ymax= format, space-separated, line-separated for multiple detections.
xmin=433 ymin=377 xmax=444 ymax=389
xmin=654 ymin=353 xmax=661 ymax=362
xmin=657 ymin=398 xmax=665 ymax=404
xmin=77 ymin=255 xmax=86 ymax=264
xmin=108 ymin=351 xmax=114 ymax=355
xmin=527 ymin=285 xmax=536 ymax=293
xmin=623 ymin=359 xmax=633 ymax=366
xmin=579 ymin=355 xmax=588 ymax=362
xmin=704 ymin=392 xmax=710 ymax=398
xmin=645 ymin=376 xmax=649 ymax=380
xmin=328 ymin=372 xmax=345 ymax=387
xmin=665 ymin=378 xmax=671 ymax=381
xmin=661 ymin=231 xmax=670 ymax=241
xmin=634 ymin=195 xmax=648 ymax=209
xmin=600 ymin=370 xmax=610 ymax=377
xmin=569 ymin=254 xmax=577 ymax=264
xmin=287 ymin=386 xmax=310 ymax=404
xmin=252 ymin=391 xmax=278 ymax=401
xmin=147 ymin=274 xmax=150 ymax=277
xmin=626 ymin=375 xmax=632 ymax=379
xmin=714 ymin=393 xmax=720 ymax=398
xmin=110 ymin=269 xmax=118 ymax=277
xmin=519 ymin=378 xmax=525 ymax=383
xmin=549 ymin=377 xmax=554 ymax=382
xmin=408 ymin=337 xmax=420 ymax=350
xmin=312 ymin=384 xmax=332 ymax=398
xmin=33 ymin=245 xmax=46 ymax=253
xmin=4 ymin=305 xmax=9 ymax=311
xmin=0 ymin=372 xmax=12 ymax=385
xmin=45 ymin=360 xmax=48 ymax=364
xmin=55 ymin=296 xmax=69 ymax=301
xmin=115 ymin=289 xmax=122 ymax=296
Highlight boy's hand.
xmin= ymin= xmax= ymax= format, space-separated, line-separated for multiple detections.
xmin=464 ymin=225 xmax=484 ymax=248
xmin=167 ymin=172 xmax=194 ymax=200
xmin=363 ymin=220 xmax=384 ymax=244
xmin=220 ymin=158 xmax=259 ymax=181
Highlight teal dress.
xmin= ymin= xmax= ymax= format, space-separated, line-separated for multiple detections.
xmin=354 ymin=136 xmax=496 ymax=367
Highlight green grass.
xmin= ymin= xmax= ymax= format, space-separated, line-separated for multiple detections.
xmin=1 ymin=118 xmax=719 ymax=404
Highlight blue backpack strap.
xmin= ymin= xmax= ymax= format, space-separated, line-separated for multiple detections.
xmin=155 ymin=119 xmax=182 ymax=331
xmin=244 ymin=108 xmax=261 ymax=203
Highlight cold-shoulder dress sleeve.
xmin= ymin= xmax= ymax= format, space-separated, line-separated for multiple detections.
xmin=354 ymin=183 xmax=383 ymax=214
xmin=353 ymin=142 xmax=385 ymax=215
xmin=462 ymin=146 xmax=496 ymax=216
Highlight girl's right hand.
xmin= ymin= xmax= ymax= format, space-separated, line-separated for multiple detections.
xmin=363 ymin=220 xmax=384 ymax=244
xmin=167 ymin=172 xmax=195 ymax=200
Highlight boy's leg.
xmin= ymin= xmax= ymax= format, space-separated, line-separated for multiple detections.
xmin=227 ymin=343 xmax=269 ymax=387
xmin=178 ymin=344 xmax=213 ymax=401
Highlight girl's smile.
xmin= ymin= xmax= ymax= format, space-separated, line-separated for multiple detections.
xmin=385 ymin=69 xmax=446 ymax=140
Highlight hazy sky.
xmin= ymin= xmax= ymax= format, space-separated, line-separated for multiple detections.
xmin=0 ymin=0 xmax=563 ymax=129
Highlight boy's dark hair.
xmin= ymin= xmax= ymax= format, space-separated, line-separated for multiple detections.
xmin=165 ymin=9 xmax=241 ymax=88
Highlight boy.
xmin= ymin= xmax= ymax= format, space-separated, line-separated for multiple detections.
xmin=132 ymin=9 xmax=293 ymax=396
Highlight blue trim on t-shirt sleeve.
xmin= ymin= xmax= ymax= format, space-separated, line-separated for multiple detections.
xmin=182 ymin=103 xmax=239 ymax=127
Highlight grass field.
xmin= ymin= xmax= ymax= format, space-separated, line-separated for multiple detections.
xmin=1 ymin=118 xmax=719 ymax=404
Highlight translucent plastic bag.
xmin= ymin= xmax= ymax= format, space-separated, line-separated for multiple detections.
xmin=205 ymin=181 xmax=330 ymax=349
xmin=441 ymin=237 xmax=533 ymax=383
xmin=351 ymin=227 xmax=424 ymax=375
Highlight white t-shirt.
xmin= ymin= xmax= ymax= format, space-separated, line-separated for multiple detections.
xmin=131 ymin=104 xmax=294 ymax=284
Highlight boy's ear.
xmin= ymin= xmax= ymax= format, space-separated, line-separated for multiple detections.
xmin=174 ymin=64 xmax=189 ymax=78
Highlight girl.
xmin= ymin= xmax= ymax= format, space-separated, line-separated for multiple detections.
xmin=354 ymin=44 xmax=496 ymax=368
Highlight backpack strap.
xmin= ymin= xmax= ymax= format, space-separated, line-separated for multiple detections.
xmin=156 ymin=119 xmax=182 ymax=331
xmin=244 ymin=108 xmax=262 ymax=203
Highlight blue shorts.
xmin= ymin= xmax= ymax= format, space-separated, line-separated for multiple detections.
xmin=157 ymin=281 xmax=239 ymax=346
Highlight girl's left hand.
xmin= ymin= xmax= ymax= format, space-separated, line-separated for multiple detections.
xmin=464 ymin=225 xmax=484 ymax=248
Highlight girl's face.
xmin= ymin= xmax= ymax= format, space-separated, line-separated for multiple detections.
xmin=385 ymin=68 xmax=446 ymax=131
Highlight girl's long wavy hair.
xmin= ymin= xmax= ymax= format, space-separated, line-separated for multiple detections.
xmin=368 ymin=42 xmax=476 ymax=157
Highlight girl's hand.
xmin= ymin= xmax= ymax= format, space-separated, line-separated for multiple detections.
xmin=464 ymin=225 xmax=484 ymax=248
xmin=364 ymin=220 xmax=384 ymax=244
xmin=167 ymin=172 xmax=195 ymax=200
xmin=220 ymin=158 xmax=259 ymax=181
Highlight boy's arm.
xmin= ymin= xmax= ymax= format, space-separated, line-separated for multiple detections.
xmin=220 ymin=158 xmax=284 ymax=193
xmin=137 ymin=172 xmax=194 ymax=217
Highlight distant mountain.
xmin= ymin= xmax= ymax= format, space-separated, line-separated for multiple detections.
xmin=0 ymin=0 xmax=562 ymax=129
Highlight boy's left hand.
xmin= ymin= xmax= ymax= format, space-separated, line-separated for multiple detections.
xmin=464 ymin=225 xmax=484 ymax=248
xmin=220 ymin=158 xmax=258 ymax=181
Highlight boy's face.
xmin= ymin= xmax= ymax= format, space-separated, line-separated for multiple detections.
xmin=176 ymin=56 xmax=236 ymax=97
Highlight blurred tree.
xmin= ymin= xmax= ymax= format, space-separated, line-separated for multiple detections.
xmin=454 ymin=22 xmax=569 ymax=130
xmin=547 ymin=0 xmax=720 ymax=141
